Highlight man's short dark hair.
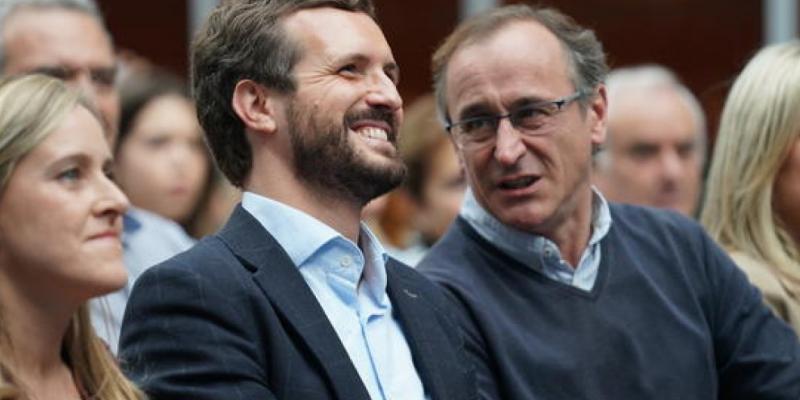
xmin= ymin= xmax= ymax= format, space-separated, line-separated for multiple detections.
xmin=192 ymin=0 xmax=375 ymax=188
xmin=432 ymin=4 xmax=608 ymax=124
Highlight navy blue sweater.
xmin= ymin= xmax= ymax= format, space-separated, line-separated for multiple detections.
xmin=419 ymin=204 xmax=800 ymax=400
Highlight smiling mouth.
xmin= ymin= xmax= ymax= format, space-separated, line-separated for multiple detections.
xmin=354 ymin=126 xmax=389 ymax=141
xmin=499 ymin=176 xmax=537 ymax=190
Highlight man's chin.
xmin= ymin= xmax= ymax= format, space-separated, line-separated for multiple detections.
xmin=352 ymin=162 xmax=406 ymax=203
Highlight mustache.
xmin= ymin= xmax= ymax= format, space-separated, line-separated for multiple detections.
xmin=344 ymin=107 xmax=398 ymax=141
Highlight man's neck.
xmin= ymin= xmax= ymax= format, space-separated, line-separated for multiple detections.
xmin=532 ymin=186 xmax=595 ymax=268
xmin=246 ymin=180 xmax=364 ymax=243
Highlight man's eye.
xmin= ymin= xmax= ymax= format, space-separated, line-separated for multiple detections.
xmin=385 ymin=68 xmax=399 ymax=85
xmin=91 ymin=68 xmax=117 ymax=86
xmin=677 ymin=142 xmax=696 ymax=159
xmin=36 ymin=66 xmax=72 ymax=80
xmin=461 ymin=117 xmax=493 ymax=134
xmin=512 ymin=106 xmax=549 ymax=128
xmin=514 ymin=106 xmax=548 ymax=120
xmin=338 ymin=64 xmax=359 ymax=76
xmin=629 ymin=144 xmax=658 ymax=159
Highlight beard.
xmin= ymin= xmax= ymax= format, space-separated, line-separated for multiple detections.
xmin=287 ymin=101 xmax=406 ymax=206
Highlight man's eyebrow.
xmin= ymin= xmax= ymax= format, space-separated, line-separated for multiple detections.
xmin=508 ymin=96 xmax=549 ymax=110
xmin=456 ymin=103 xmax=494 ymax=120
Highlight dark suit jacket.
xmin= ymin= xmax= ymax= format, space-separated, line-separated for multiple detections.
xmin=119 ymin=206 xmax=475 ymax=400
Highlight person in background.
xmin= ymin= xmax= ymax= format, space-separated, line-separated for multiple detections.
xmin=0 ymin=0 xmax=197 ymax=353
xmin=702 ymin=40 xmax=800 ymax=334
xmin=119 ymin=0 xmax=474 ymax=398
xmin=594 ymin=64 xmax=706 ymax=216
xmin=115 ymin=68 xmax=213 ymax=238
xmin=419 ymin=4 xmax=800 ymax=399
xmin=0 ymin=75 xmax=143 ymax=400
xmin=190 ymin=170 xmax=241 ymax=238
xmin=381 ymin=94 xmax=465 ymax=265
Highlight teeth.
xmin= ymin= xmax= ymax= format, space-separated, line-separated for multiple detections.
xmin=357 ymin=127 xmax=388 ymax=141
xmin=501 ymin=176 xmax=535 ymax=189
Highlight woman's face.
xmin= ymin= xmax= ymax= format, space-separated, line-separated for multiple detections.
xmin=115 ymin=94 xmax=209 ymax=224
xmin=0 ymin=106 xmax=129 ymax=304
xmin=416 ymin=140 xmax=465 ymax=244
xmin=774 ymin=135 xmax=800 ymax=244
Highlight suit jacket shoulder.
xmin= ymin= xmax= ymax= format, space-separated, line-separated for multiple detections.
xmin=120 ymin=206 xmax=475 ymax=400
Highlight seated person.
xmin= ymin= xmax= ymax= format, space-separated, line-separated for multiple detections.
xmin=115 ymin=69 xmax=214 ymax=238
xmin=0 ymin=75 xmax=142 ymax=399
xmin=702 ymin=40 xmax=800 ymax=334
xmin=594 ymin=65 xmax=705 ymax=216
xmin=419 ymin=4 xmax=800 ymax=399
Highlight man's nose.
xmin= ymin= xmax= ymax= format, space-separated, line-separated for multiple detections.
xmin=493 ymin=118 xmax=526 ymax=166
xmin=364 ymin=72 xmax=402 ymax=112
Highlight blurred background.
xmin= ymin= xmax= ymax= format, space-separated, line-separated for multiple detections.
xmin=96 ymin=0 xmax=796 ymax=146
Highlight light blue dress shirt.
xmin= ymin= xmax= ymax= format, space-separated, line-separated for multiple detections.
xmin=460 ymin=187 xmax=612 ymax=291
xmin=91 ymin=206 xmax=196 ymax=353
xmin=242 ymin=192 xmax=427 ymax=400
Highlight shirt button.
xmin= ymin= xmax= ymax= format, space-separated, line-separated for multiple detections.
xmin=340 ymin=256 xmax=352 ymax=268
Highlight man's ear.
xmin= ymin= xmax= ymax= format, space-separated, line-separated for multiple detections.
xmin=232 ymin=80 xmax=278 ymax=134
xmin=588 ymin=84 xmax=608 ymax=146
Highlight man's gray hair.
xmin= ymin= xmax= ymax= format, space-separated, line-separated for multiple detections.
xmin=0 ymin=0 xmax=105 ymax=70
xmin=432 ymin=4 xmax=607 ymax=125
xmin=603 ymin=64 xmax=707 ymax=164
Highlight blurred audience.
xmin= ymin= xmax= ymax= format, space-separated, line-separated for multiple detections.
xmin=0 ymin=0 xmax=119 ymax=146
xmin=400 ymin=94 xmax=465 ymax=264
xmin=594 ymin=65 xmax=706 ymax=216
xmin=0 ymin=75 xmax=143 ymax=399
xmin=116 ymin=69 xmax=214 ymax=237
xmin=701 ymin=40 xmax=800 ymax=333
xmin=0 ymin=0 xmax=195 ymax=353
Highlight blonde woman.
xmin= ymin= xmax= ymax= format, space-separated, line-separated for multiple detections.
xmin=0 ymin=75 xmax=144 ymax=399
xmin=701 ymin=41 xmax=800 ymax=333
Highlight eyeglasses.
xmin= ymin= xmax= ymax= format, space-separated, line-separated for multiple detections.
xmin=446 ymin=90 xmax=585 ymax=148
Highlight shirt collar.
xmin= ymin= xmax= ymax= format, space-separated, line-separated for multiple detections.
xmin=358 ymin=221 xmax=391 ymax=307
xmin=241 ymin=192 xmax=390 ymax=304
xmin=241 ymin=191 xmax=341 ymax=266
xmin=460 ymin=186 xmax=612 ymax=268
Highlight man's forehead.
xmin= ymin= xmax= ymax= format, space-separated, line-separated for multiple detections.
xmin=283 ymin=7 xmax=393 ymax=64
xmin=445 ymin=21 xmax=573 ymax=114
xmin=609 ymin=89 xmax=699 ymax=138
xmin=2 ymin=7 xmax=114 ymax=72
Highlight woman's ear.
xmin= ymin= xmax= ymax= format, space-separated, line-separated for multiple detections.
xmin=232 ymin=80 xmax=278 ymax=134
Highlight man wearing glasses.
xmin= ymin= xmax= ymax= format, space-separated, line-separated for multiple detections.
xmin=418 ymin=4 xmax=800 ymax=399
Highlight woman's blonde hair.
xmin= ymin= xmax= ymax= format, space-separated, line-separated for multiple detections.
xmin=0 ymin=74 xmax=143 ymax=399
xmin=701 ymin=41 xmax=800 ymax=293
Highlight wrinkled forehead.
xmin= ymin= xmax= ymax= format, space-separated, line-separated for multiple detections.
xmin=1 ymin=7 xmax=114 ymax=73
xmin=608 ymin=86 xmax=703 ymax=139
xmin=282 ymin=7 xmax=395 ymax=68
xmin=444 ymin=21 xmax=573 ymax=116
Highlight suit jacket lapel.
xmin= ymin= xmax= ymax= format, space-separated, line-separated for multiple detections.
xmin=386 ymin=259 xmax=461 ymax=400
xmin=218 ymin=206 xmax=370 ymax=400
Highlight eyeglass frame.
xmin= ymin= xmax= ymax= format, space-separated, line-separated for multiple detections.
xmin=445 ymin=89 xmax=586 ymax=146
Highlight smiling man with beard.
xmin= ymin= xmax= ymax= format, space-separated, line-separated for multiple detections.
xmin=117 ymin=1 xmax=474 ymax=399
